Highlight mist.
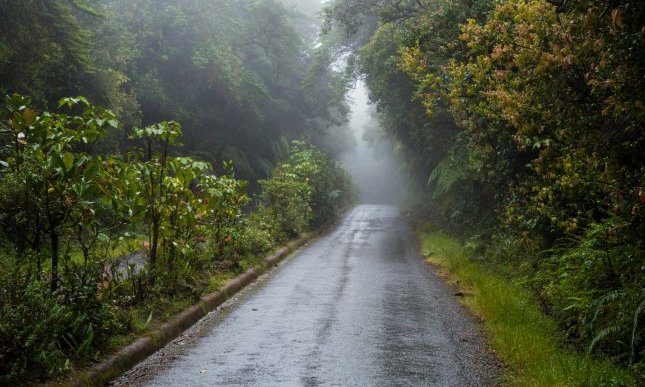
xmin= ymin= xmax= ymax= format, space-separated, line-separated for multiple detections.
xmin=340 ymin=81 xmax=407 ymax=205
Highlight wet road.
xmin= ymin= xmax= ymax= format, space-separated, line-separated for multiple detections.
xmin=116 ymin=205 xmax=496 ymax=386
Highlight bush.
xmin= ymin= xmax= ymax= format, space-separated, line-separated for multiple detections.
xmin=56 ymin=262 xmax=126 ymax=359
xmin=533 ymin=217 xmax=644 ymax=366
xmin=0 ymin=258 xmax=68 ymax=384
xmin=257 ymin=141 xmax=356 ymax=238
xmin=0 ymin=256 xmax=131 ymax=384
xmin=232 ymin=218 xmax=276 ymax=258
xmin=257 ymin=177 xmax=312 ymax=239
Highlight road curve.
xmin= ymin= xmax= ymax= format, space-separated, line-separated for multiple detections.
xmin=113 ymin=205 xmax=498 ymax=386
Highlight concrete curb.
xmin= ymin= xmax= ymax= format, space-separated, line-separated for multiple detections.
xmin=71 ymin=232 xmax=314 ymax=387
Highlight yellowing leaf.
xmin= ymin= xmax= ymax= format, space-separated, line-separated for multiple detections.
xmin=22 ymin=108 xmax=36 ymax=125
xmin=63 ymin=152 xmax=74 ymax=172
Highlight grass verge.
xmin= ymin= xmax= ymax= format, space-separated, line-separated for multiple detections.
xmin=419 ymin=230 xmax=637 ymax=386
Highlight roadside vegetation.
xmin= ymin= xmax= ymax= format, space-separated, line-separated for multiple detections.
xmin=0 ymin=96 xmax=355 ymax=384
xmin=323 ymin=0 xmax=643 ymax=383
xmin=0 ymin=0 xmax=357 ymax=384
xmin=420 ymin=229 xmax=636 ymax=386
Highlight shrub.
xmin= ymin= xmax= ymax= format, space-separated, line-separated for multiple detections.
xmin=0 ymin=258 xmax=68 ymax=384
xmin=257 ymin=141 xmax=356 ymax=238
xmin=231 ymin=218 xmax=276 ymax=258
xmin=258 ymin=176 xmax=312 ymax=239
xmin=533 ymin=217 xmax=644 ymax=366
xmin=56 ymin=261 xmax=126 ymax=359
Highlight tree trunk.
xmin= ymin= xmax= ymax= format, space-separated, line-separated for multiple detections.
xmin=50 ymin=232 xmax=59 ymax=292
xmin=151 ymin=218 xmax=159 ymax=267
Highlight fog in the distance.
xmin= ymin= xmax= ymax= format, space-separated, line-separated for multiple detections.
xmin=340 ymin=81 xmax=407 ymax=205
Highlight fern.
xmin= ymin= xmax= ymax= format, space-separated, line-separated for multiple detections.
xmin=589 ymin=325 xmax=624 ymax=355
xmin=66 ymin=0 xmax=103 ymax=17
xmin=427 ymin=149 xmax=467 ymax=198
xmin=587 ymin=290 xmax=625 ymax=328
xmin=584 ymin=289 xmax=645 ymax=364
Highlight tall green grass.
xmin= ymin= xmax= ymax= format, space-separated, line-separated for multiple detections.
xmin=420 ymin=231 xmax=637 ymax=386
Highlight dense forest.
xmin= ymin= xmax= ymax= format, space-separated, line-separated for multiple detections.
xmin=1 ymin=0 xmax=643 ymax=384
xmin=0 ymin=0 xmax=348 ymax=181
xmin=323 ymin=0 xmax=644 ymax=378
xmin=0 ymin=0 xmax=357 ymax=384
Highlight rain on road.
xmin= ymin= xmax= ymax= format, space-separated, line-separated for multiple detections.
xmin=114 ymin=205 xmax=497 ymax=386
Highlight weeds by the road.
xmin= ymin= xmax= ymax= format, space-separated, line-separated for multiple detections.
xmin=420 ymin=231 xmax=637 ymax=386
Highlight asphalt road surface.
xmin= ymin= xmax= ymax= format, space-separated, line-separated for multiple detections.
xmin=113 ymin=205 xmax=498 ymax=386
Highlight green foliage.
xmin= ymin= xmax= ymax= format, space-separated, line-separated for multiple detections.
xmin=198 ymin=162 xmax=249 ymax=259
xmin=0 ymin=96 xmax=134 ymax=382
xmin=327 ymin=0 xmax=644 ymax=374
xmin=0 ymin=0 xmax=359 ymax=381
xmin=258 ymin=176 xmax=311 ymax=239
xmin=94 ymin=0 xmax=349 ymax=181
xmin=55 ymin=261 xmax=126 ymax=358
xmin=258 ymin=141 xmax=357 ymax=240
xmin=0 ymin=1 xmax=94 ymax=107
xmin=420 ymin=229 xmax=638 ymax=386
xmin=0 ymin=0 xmax=350 ymax=181
xmin=229 ymin=216 xmax=276 ymax=260
xmin=130 ymin=121 xmax=185 ymax=270
xmin=0 ymin=96 xmax=355 ymax=383
xmin=0 ymin=256 xmax=126 ymax=385
xmin=428 ymin=150 xmax=467 ymax=199
xmin=0 ymin=260 xmax=68 ymax=384
xmin=126 ymin=121 xmax=251 ymax=291
xmin=0 ymin=94 xmax=118 ymax=290
xmin=534 ymin=217 xmax=644 ymax=365
xmin=0 ymin=97 xmax=253 ymax=381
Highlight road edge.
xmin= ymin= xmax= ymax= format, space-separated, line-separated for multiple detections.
xmin=70 ymin=233 xmax=315 ymax=387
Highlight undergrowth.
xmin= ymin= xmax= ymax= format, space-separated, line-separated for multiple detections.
xmin=420 ymin=230 xmax=639 ymax=386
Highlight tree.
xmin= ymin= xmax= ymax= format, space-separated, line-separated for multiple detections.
xmin=0 ymin=95 xmax=118 ymax=290
xmin=0 ymin=1 xmax=104 ymax=107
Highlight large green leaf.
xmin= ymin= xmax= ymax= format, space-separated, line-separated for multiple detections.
xmin=84 ymin=162 xmax=100 ymax=180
